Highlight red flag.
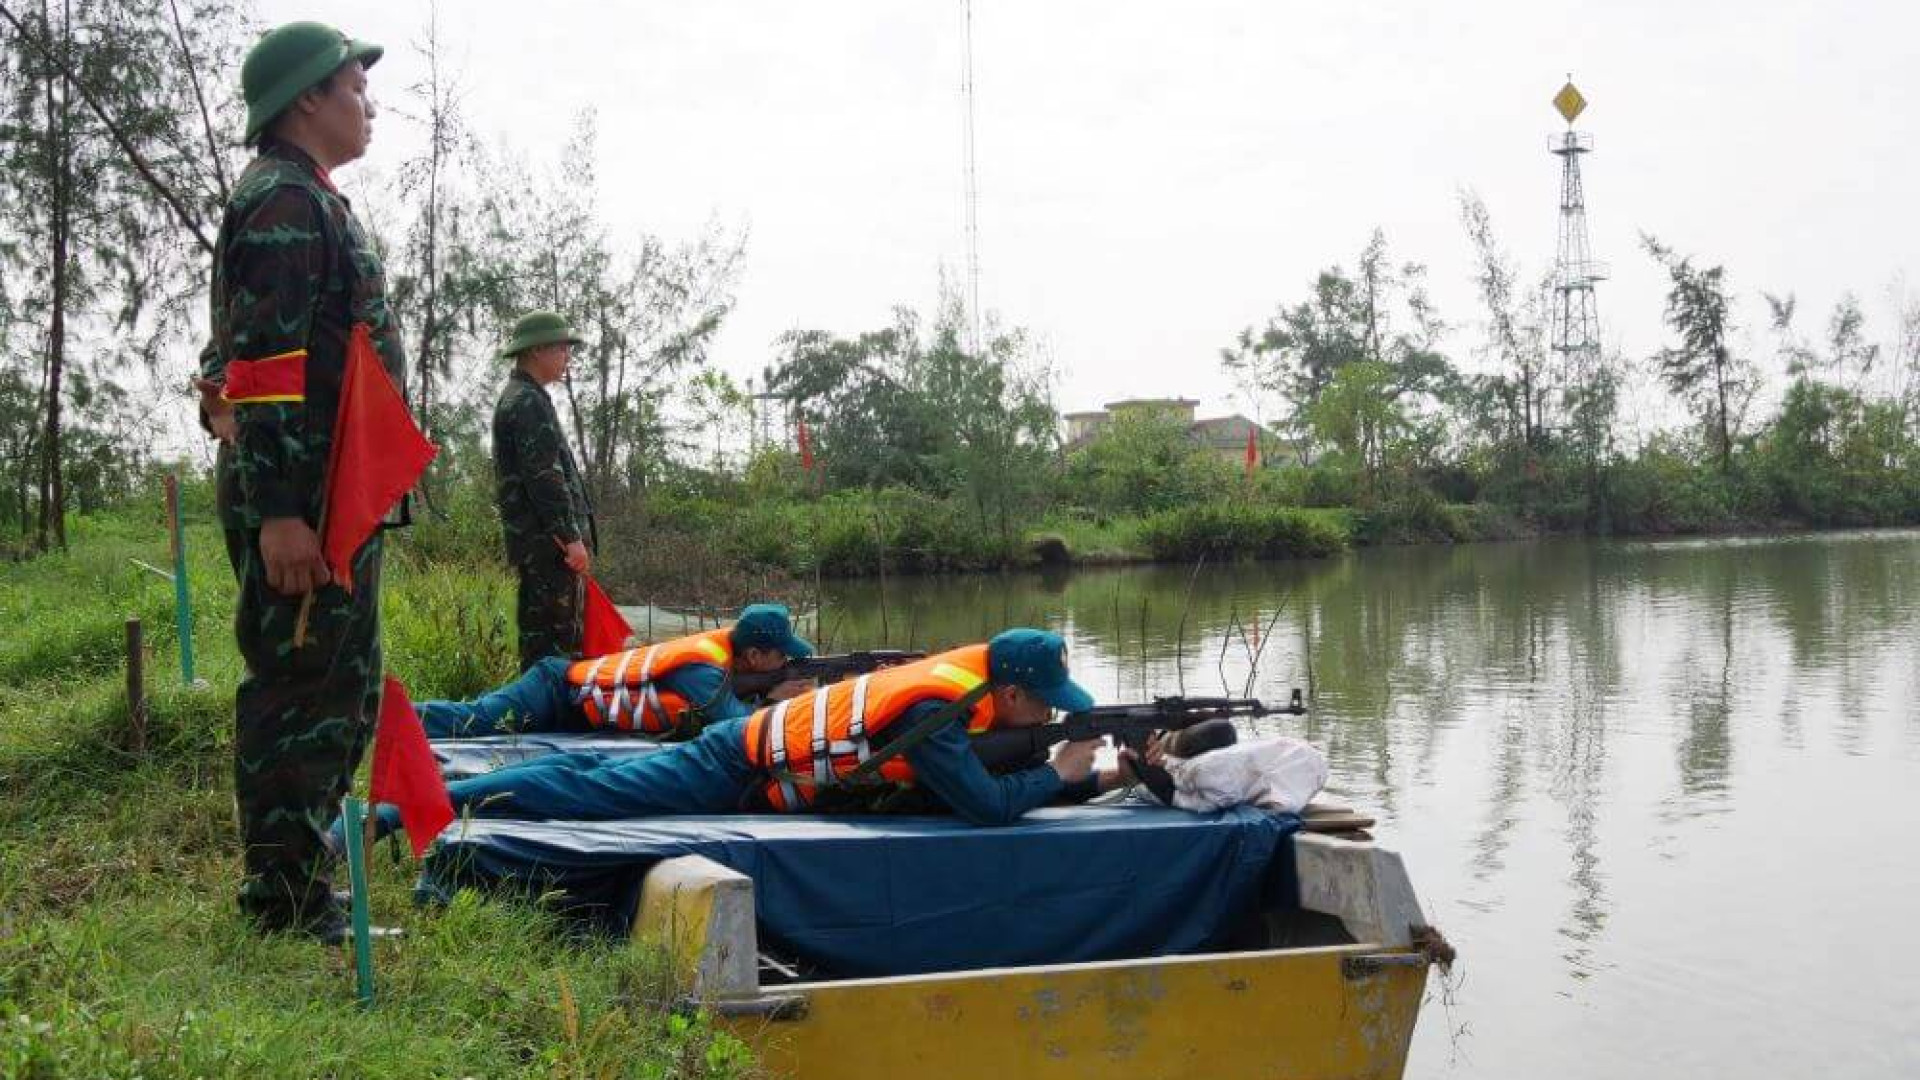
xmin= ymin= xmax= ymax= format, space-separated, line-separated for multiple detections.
xmin=369 ymin=675 xmax=454 ymax=858
xmin=321 ymin=324 xmax=438 ymax=591
xmin=796 ymin=418 xmax=815 ymax=472
xmin=581 ymin=576 xmax=634 ymax=657
xmin=1244 ymin=423 xmax=1259 ymax=478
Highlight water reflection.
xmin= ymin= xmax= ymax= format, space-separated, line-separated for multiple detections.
xmin=820 ymin=529 xmax=1920 ymax=1077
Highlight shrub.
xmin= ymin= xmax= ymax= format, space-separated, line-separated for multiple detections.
xmin=1136 ymin=504 xmax=1349 ymax=561
xmin=1347 ymin=480 xmax=1504 ymax=545
xmin=807 ymin=488 xmax=1012 ymax=575
xmin=384 ymin=561 xmax=518 ymax=700
xmin=1605 ymin=444 xmax=1746 ymax=534
xmin=1061 ymin=412 xmax=1239 ymax=514
xmin=403 ymin=480 xmax=510 ymax=567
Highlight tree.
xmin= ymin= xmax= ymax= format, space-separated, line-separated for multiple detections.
xmin=921 ymin=294 xmax=1058 ymax=543
xmin=444 ymin=114 xmax=746 ymax=501
xmin=1223 ymin=230 xmax=1453 ymax=463
xmin=0 ymin=0 xmax=243 ymax=549
xmin=683 ymin=368 xmax=749 ymax=473
xmin=1644 ymin=235 xmax=1755 ymax=475
xmin=766 ymin=285 xmax=1058 ymax=534
xmin=1303 ymin=360 xmax=1409 ymax=492
xmin=1896 ymin=293 xmax=1920 ymax=442
xmin=1824 ymin=292 xmax=1878 ymax=395
xmin=1560 ymin=350 xmax=1623 ymax=528
xmin=1063 ymin=409 xmax=1226 ymax=515
xmin=1763 ymin=292 xmax=1819 ymax=378
xmin=389 ymin=1 xmax=470 ymax=445
xmin=0 ymin=363 xmax=37 ymax=537
xmin=1459 ymin=191 xmax=1552 ymax=448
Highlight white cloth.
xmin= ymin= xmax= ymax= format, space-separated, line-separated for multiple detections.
xmin=1164 ymin=736 xmax=1329 ymax=813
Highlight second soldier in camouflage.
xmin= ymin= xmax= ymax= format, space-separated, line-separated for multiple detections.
xmin=493 ymin=311 xmax=595 ymax=670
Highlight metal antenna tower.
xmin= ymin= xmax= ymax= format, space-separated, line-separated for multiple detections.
xmin=960 ymin=0 xmax=983 ymax=352
xmin=1549 ymin=77 xmax=1605 ymax=374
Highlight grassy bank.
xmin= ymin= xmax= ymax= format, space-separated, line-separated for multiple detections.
xmin=408 ymin=474 xmax=1912 ymax=613
xmin=0 ymin=511 xmax=751 ymax=1078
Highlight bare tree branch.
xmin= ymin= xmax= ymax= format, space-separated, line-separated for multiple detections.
xmin=164 ymin=0 xmax=227 ymax=204
xmin=0 ymin=0 xmax=215 ymax=254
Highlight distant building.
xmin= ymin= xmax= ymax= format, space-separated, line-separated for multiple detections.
xmin=1062 ymin=410 xmax=1111 ymax=446
xmin=1063 ymin=398 xmax=1298 ymax=469
xmin=1189 ymin=414 xmax=1301 ymax=470
xmin=1106 ymin=397 xmax=1200 ymax=424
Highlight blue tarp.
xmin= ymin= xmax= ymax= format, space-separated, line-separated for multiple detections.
xmin=432 ymin=734 xmax=665 ymax=780
xmin=423 ymin=803 xmax=1300 ymax=978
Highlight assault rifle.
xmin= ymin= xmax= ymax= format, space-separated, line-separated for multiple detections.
xmin=970 ymin=690 xmax=1307 ymax=774
xmin=731 ymin=649 xmax=927 ymax=699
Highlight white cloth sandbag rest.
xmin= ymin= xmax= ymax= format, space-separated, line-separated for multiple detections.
xmin=1165 ymin=736 xmax=1329 ymax=813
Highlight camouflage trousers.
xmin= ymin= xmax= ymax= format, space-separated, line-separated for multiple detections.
xmin=223 ymin=524 xmax=384 ymax=932
xmin=514 ymin=547 xmax=582 ymax=672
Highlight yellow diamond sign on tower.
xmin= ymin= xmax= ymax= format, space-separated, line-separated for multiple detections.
xmin=1553 ymin=80 xmax=1587 ymax=124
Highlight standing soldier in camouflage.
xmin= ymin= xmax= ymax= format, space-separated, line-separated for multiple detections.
xmin=493 ymin=311 xmax=595 ymax=670
xmin=195 ymin=22 xmax=405 ymax=943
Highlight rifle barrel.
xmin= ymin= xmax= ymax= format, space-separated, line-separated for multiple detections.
xmin=733 ymin=651 xmax=929 ymax=697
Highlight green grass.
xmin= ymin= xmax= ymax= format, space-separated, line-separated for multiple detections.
xmin=1135 ymin=504 xmax=1352 ymax=561
xmin=1024 ymin=512 xmax=1147 ymax=564
xmin=0 ymin=506 xmax=753 ymax=1079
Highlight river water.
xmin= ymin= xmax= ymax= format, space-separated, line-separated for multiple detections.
xmin=815 ymin=529 xmax=1920 ymax=1078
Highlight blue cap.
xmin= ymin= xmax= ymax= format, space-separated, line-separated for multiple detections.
xmin=987 ymin=629 xmax=1095 ymax=713
xmin=731 ymin=603 xmax=814 ymax=659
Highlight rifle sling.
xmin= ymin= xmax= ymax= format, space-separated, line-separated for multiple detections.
xmin=838 ymin=679 xmax=998 ymax=787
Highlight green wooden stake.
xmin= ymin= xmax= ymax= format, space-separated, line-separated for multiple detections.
xmin=163 ymin=473 xmax=196 ymax=683
xmin=341 ymin=796 xmax=376 ymax=1007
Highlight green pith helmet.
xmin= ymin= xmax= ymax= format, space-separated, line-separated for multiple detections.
xmin=499 ymin=311 xmax=585 ymax=360
xmin=241 ymin=21 xmax=383 ymax=145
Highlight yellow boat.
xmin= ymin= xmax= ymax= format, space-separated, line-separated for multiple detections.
xmin=631 ymin=808 xmax=1452 ymax=1080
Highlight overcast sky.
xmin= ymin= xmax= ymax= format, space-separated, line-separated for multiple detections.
xmin=261 ymin=0 xmax=1918 ymax=427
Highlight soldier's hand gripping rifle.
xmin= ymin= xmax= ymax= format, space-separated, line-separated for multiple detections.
xmin=730 ymin=649 xmax=928 ymax=700
xmin=969 ymin=690 xmax=1308 ymax=776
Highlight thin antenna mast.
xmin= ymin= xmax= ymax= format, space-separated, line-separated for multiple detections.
xmin=960 ymin=0 xmax=983 ymax=352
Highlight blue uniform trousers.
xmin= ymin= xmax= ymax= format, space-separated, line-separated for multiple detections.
xmin=444 ymin=718 xmax=756 ymax=819
xmin=417 ymin=656 xmax=584 ymax=738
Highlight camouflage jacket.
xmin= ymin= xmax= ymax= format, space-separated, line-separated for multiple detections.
xmin=202 ymin=140 xmax=406 ymax=528
xmin=492 ymin=369 xmax=592 ymax=564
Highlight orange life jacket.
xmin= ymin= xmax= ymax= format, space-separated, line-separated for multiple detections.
xmin=740 ymin=644 xmax=1001 ymax=811
xmin=566 ymin=628 xmax=733 ymax=734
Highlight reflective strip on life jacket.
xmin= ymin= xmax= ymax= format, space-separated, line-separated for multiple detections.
xmin=606 ymin=647 xmax=646 ymax=732
xmin=567 ymin=629 xmax=734 ymax=733
xmin=809 ymin=688 xmax=834 ymax=787
xmin=848 ymin=674 xmax=872 ymax=763
xmin=930 ymin=662 xmax=995 ymax=734
xmin=741 ymin=645 xmax=1001 ymax=810
xmin=766 ymin=699 xmax=800 ymax=810
xmin=574 ymin=653 xmax=612 ymax=714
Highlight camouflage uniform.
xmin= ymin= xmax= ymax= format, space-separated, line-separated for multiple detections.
xmin=492 ymin=369 xmax=593 ymax=670
xmin=202 ymin=139 xmax=406 ymax=933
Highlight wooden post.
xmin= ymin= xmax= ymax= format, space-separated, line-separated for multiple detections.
xmin=125 ymin=617 xmax=147 ymax=755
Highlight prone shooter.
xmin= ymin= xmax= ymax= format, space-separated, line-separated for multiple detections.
xmin=968 ymin=691 xmax=1307 ymax=803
